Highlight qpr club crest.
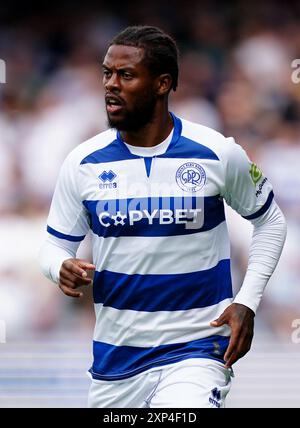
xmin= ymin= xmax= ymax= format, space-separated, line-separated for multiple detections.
xmin=176 ymin=162 xmax=206 ymax=192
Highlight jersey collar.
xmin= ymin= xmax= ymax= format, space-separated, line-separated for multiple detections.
xmin=116 ymin=112 xmax=182 ymax=158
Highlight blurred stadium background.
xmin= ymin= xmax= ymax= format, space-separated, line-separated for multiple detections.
xmin=0 ymin=0 xmax=300 ymax=408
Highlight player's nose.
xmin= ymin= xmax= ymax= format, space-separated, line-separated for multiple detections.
xmin=104 ymin=72 xmax=120 ymax=92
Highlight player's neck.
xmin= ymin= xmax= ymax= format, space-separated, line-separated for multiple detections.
xmin=120 ymin=106 xmax=173 ymax=148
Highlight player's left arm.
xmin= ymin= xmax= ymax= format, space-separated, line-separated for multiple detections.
xmin=211 ymin=137 xmax=287 ymax=368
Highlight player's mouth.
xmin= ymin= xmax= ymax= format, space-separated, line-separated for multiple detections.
xmin=105 ymin=95 xmax=124 ymax=114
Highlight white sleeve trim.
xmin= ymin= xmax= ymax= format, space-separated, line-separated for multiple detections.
xmin=38 ymin=234 xmax=80 ymax=284
xmin=233 ymin=200 xmax=287 ymax=314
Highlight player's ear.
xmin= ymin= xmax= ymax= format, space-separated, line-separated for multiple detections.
xmin=156 ymin=74 xmax=172 ymax=96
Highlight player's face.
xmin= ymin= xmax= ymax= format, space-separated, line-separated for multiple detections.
xmin=102 ymin=45 xmax=158 ymax=131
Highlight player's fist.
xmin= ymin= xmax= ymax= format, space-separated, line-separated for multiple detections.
xmin=58 ymin=258 xmax=96 ymax=298
xmin=210 ymin=303 xmax=255 ymax=368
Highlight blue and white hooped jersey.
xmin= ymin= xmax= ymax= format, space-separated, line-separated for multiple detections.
xmin=47 ymin=113 xmax=274 ymax=380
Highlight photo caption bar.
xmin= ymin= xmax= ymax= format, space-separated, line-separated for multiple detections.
xmin=102 ymin=411 xmax=198 ymax=425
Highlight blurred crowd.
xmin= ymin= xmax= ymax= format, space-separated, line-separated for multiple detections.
xmin=1 ymin=0 xmax=300 ymax=341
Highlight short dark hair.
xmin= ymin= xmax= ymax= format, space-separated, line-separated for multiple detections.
xmin=109 ymin=25 xmax=179 ymax=92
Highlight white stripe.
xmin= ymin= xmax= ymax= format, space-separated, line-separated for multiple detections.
xmin=92 ymin=221 xmax=230 ymax=275
xmin=79 ymin=157 xmax=220 ymax=200
xmin=93 ymin=298 xmax=232 ymax=347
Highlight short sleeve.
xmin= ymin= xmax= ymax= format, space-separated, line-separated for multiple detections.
xmin=47 ymin=152 xmax=90 ymax=242
xmin=222 ymin=137 xmax=274 ymax=220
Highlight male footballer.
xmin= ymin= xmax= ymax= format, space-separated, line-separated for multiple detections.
xmin=39 ymin=26 xmax=287 ymax=407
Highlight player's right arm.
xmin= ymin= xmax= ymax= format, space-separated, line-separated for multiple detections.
xmin=58 ymin=258 xmax=95 ymax=298
xmin=38 ymin=150 xmax=95 ymax=297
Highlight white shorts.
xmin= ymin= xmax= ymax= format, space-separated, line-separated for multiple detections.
xmin=87 ymin=358 xmax=233 ymax=408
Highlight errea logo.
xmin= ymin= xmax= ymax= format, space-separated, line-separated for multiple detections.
xmin=209 ymin=387 xmax=221 ymax=408
xmin=99 ymin=170 xmax=117 ymax=189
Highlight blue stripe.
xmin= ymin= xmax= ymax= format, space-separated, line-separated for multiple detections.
xmin=144 ymin=157 xmax=152 ymax=177
xmin=47 ymin=225 xmax=85 ymax=242
xmin=83 ymin=195 xmax=225 ymax=238
xmin=243 ymin=191 xmax=274 ymax=220
xmin=93 ymin=259 xmax=232 ymax=310
xmin=80 ymin=138 xmax=140 ymax=165
xmin=158 ymin=135 xmax=219 ymax=160
xmin=164 ymin=112 xmax=183 ymax=151
xmin=90 ymin=335 xmax=230 ymax=380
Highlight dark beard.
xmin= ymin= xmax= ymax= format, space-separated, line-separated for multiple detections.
xmin=107 ymin=91 xmax=157 ymax=132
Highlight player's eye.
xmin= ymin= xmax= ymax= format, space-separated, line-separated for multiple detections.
xmin=121 ymin=71 xmax=133 ymax=80
xmin=103 ymin=69 xmax=112 ymax=78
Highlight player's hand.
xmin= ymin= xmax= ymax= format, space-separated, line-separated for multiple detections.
xmin=58 ymin=258 xmax=96 ymax=298
xmin=210 ymin=303 xmax=255 ymax=368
